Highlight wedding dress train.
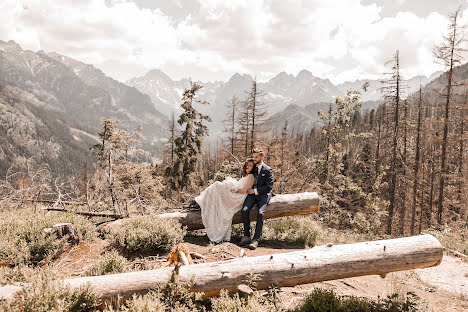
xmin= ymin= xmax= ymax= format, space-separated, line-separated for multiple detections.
xmin=195 ymin=175 xmax=253 ymax=243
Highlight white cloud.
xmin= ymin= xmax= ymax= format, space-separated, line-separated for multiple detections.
xmin=0 ymin=0 xmax=463 ymax=83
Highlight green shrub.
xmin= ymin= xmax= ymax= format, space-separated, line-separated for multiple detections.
xmin=105 ymin=277 xmax=204 ymax=312
xmin=265 ymin=216 xmax=319 ymax=247
xmin=107 ymin=215 xmax=186 ymax=253
xmin=0 ymin=265 xmax=42 ymax=286
xmin=0 ymin=267 xmax=99 ymax=312
xmin=0 ymin=209 xmax=98 ymax=265
xmin=211 ymin=289 xmax=283 ymax=312
xmin=294 ymin=288 xmax=344 ymax=312
xmin=84 ymin=251 xmax=127 ymax=276
xmin=294 ymin=288 xmax=420 ymax=312
xmin=106 ymin=292 xmax=166 ymax=312
xmin=371 ymin=293 xmax=420 ymax=312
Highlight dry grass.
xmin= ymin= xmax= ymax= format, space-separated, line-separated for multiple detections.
xmin=263 ymin=216 xmax=320 ymax=247
xmin=84 ymin=250 xmax=128 ymax=276
xmin=106 ymin=214 xmax=186 ymax=253
xmin=0 ymin=266 xmax=99 ymax=312
xmin=0 ymin=208 xmax=98 ymax=266
xmin=426 ymin=227 xmax=468 ymax=256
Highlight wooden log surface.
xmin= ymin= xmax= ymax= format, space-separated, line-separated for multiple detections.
xmin=0 ymin=235 xmax=443 ymax=301
xmin=102 ymin=192 xmax=320 ymax=231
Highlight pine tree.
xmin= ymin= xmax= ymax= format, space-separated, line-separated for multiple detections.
xmin=165 ymin=82 xmax=211 ymax=191
xmin=165 ymin=112 xmax=176 ymax=166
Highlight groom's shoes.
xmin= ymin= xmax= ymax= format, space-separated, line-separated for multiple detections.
xmin=239 ymin=236 xmax=251 ymax=246
xmin=248 ymin=239 xmax=259 ymax=250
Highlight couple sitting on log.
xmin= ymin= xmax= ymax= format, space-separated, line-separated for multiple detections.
xmin=194 ymin=149 xmax=273 ymax=250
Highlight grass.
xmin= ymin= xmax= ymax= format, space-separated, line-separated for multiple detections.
xmin=84 ymin=251 xmax=128 ymax=276
xmin=101 ymin=282 xmax=421 ymax=312
xmin=0 ymin=266 xmax=100 ymax=312
xmin=0 ymin=208 xmax=98 ymax=266
xmin=106 ymin=214 xmax=186 ymax=254
xmin=426 ymin=227 xmax=468 ymax=256
xmin=263 ymin=216 xmax=320 ymax=247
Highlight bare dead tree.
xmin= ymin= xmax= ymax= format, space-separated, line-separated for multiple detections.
xmin=410 ymin=87 xmax=423 ymax=235
xmin=380 ymin=50 xmax=405 ymax=235
xmin=433 ymin=6 xmax=466 ymax=225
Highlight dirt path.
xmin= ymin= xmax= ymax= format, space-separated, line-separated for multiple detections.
xmin=415 ymin=256 xmax=468 ymax=296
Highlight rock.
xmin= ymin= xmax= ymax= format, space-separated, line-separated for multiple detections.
xmin=237 ymin=284 xmax=254 ymax=298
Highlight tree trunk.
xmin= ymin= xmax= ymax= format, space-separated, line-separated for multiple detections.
xmin=102 ymin=193 xmax=319 ymax=231
xmin=387 ymin=50 xmax=401 ymax=235
xmin=400 ymin=100 xmax=409 ymax=235
xmin=0 ymin=235 xmax=443 ymax=301
xmin=410 ymin=88 xmax=423 ymax=235
xmin=437 ymin=12 xmax=458 ymax=225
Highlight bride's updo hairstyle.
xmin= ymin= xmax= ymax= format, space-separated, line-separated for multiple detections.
xmin=242 ymin=158 xmax=255 ymax=177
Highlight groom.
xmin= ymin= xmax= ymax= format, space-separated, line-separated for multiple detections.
xmin=239 ymin=149 xmax=273 ymax=250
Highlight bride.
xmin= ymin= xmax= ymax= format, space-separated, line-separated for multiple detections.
xmin=195 ymin=158 xmax=255 ymax=243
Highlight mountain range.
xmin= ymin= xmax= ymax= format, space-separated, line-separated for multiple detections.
xmin=127 ymin=67 xmax=443 ymax=137
xmin=0 ymin=40 xmax=168 ymax=176
xmin=0 ymin=39 xmax=446 ymax=177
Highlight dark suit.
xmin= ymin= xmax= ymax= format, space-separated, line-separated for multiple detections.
xmin=242 ymin=163 xmax=273 ymax=240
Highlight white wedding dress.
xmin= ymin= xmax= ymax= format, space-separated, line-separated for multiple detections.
xmin=195 ymin=175 xmax=254 ymax=243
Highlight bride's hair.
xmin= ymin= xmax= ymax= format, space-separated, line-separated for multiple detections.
xmin=242 ymin=158 xmax=255 ymax=177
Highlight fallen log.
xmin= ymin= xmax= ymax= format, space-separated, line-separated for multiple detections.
xmin=0 ymin=235 xmax=443 ymax=301
xmin=13 ymin=198 xmax=86 ymax=205
xmin=102 ymin=192 xmax=320 ymax=231
xmin=41 ymin=207 xmax=125 ymax=219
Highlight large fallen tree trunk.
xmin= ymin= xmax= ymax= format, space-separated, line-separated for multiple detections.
xmin=0 ymin=235 xmax=443 ymax=301
xmin=103 ymin=192 xmax=320 ymax=231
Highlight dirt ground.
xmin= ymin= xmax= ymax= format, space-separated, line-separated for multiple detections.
xmin=53 ymin=235 xmax=468 ymax=312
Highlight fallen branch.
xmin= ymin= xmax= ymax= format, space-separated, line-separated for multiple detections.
xmin=41 ymin=207 xmax=125 ymax=219
xmin=11 ymin=198 xmax=86 ymax=205
xmin=444 ymin=247 xmax=467 ymax=259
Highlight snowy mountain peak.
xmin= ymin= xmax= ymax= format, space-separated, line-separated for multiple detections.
xmin=269 ymin=71 xmax=294 ymax=84
xmin=228 ymin=73 xmax=253 ymax=83
xmin=296 ymin=69 xmax=314 ymax=80
xmin=144 ymin=69 xmax=173 ymax=82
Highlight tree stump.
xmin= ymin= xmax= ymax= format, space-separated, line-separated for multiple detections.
xmin=53 ymin=223 xmax=75 ymax=238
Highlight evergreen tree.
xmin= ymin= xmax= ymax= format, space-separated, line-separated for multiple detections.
xmin=165 ymin=82 xmax=211 ymax=191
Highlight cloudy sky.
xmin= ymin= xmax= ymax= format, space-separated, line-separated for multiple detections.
xmin=1 ymin=0 xmax=467 ymax=83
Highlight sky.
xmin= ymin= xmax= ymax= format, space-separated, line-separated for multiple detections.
xmin=1 ymin=0 xmax=467 ymax=84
